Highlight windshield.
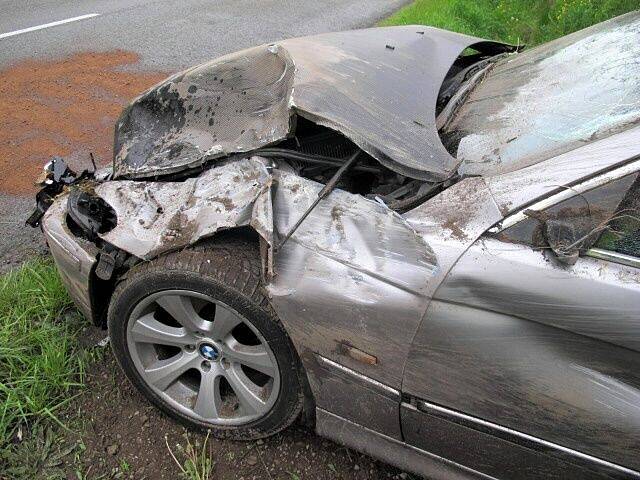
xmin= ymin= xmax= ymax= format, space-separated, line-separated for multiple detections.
xmin=440 ymin=11 xmax=640 ymax=177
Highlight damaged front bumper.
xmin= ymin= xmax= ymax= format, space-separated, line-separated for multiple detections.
xmin=41 ymin=195 xmax=99 ymax=323
xmin=28 ymin=156 xmax=128 ymax=326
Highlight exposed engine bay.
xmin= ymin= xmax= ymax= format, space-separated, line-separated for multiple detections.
xmin=29 ymin=120 xmax=445 ymax=273
xmin=150 ymin=117 xmax=454 ymax=213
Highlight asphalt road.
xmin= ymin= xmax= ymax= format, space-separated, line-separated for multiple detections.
xmin=0 ymin=0 xmax=409 ymax=70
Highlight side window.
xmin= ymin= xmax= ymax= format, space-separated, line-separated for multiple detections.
xmin=496 ymin=172 xmax=640 ymax=261
xmin=593 ymin=174 xmax=640 ymax=257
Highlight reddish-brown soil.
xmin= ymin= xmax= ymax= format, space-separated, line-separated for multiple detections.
xmin=0 ymin=51 xmax=166 ymax=195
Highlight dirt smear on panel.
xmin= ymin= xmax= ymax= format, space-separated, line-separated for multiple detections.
xmin=0 ymin=51 xmax=167 ymax=195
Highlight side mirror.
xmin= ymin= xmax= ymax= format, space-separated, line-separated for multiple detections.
xmin=544 ymin=219 xmax=580 ymax=265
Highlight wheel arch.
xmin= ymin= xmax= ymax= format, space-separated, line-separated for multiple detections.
xmin=102 ymin=225 xmax=317 ymax=427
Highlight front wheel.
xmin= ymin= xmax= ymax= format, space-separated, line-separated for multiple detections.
xmin=107 ymin=237 xmax=304 ymax=439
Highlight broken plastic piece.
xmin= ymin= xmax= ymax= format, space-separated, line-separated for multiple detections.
xmin=95 ymin=251 xmax=116 ymax=280
xmin=26 ymin=157 xmax=81 ymax=228
xmin=67 ymin=190 xmax=117 ymax=241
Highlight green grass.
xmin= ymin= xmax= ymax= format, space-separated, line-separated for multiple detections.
xmin=381 ymin=0 xmax=640 ymax=45
xmin=0 ymin=259 xmax=85 ymax=446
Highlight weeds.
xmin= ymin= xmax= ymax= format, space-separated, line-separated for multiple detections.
xmin=380 ymin=0 xmax=640 ymax=45
xmin=166 ymin=431 xmax=215 ymax=480
xmin=0 ymin=259 xmax=84 ymax=445
xmin=0 ymin=424 xmax=78 ymax=479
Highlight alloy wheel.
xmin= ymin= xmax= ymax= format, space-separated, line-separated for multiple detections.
xmin=126 ymin=290 xmax=280 ymax=425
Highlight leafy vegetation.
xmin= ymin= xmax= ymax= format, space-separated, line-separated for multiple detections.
xmin=380 ymin=0 xmax=640 ymax=45
xmin=0 ymin=424 xmax=80 ymax=479
xmin=0 ymin=259 xmax=84 ymax=446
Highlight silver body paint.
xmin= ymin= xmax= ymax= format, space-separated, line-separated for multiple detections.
xmin=97 ymin=157 xmax=272 ymax=259
xmin=42 ymin=197 xmax=98 ymax=321
xmin=113 ymin=26 xmax=511 ymax=181
xmin=40 ymin=14 xmax=640 ymax=480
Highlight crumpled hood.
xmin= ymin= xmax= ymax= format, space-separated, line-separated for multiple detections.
xmin=113 ymin=26 xmax=510 ymax=181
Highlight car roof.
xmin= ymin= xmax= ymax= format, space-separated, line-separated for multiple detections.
xmin=445 ymin=11 xmax=640 ymax=179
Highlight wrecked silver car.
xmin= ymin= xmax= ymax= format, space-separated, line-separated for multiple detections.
xmin=30 ymin=11 xmax=640 ymax=480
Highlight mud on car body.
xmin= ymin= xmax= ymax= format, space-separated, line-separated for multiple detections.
xmin=30 ymin=12 xmax=640 ymax=480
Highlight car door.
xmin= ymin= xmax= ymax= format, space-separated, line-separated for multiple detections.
xmin=401 ymin=166 xmax=640 ymax=479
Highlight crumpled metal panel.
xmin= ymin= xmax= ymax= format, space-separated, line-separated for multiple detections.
xmin=97 ymin=158 xmax=271 ymax=259
xmin=271 ymin=170 xmax=437 ymax=292
xmin=42 ymin=196 xmax=99 ymax=322
xmin=448 ymin=11 xmax=640 ymax=178
xmin=113 ymin=27 xmax=510 ymax=181
xmin=92 ymin=162 xmax=502 ymax=392
xmin=113 ymin=46 xmax=294 ymax=178
xmin=280 ymin=28 xmax=508 ymax=181
xmin=94 ymin=161 xmax=439 ymax=391
xmin=267 ymin=170 xmax=437 ymax=388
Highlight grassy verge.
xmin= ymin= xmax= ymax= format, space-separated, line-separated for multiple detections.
xmin=381 ymin=0 xmax=640 ymax=45
xmin=0 ymin=259 xmax=85 ymax=446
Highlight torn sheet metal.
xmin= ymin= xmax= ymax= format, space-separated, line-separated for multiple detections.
xmin=271 ymin=170 xmax=437 ymax=293
xmin=93 ymin=161 xmax=499 ymax=392
xmin=97 ymin=157 xmax=271 ymax=259
xmin=447 ymin=11 xmax=640 ymax=177
xmin=267 ymin=170 xmax=438 ymax=389
xmin=113 ymin=27 xmax=511 ymax=181
xmin=94 ymin=161 xmax=440 ymax=390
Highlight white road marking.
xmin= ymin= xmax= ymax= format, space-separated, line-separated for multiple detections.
xmin=0 ymin=13 xmax=101 ymax=40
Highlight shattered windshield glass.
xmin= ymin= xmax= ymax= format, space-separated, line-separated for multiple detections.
xmin=442 ymin=11 xmax=640 ymax=177
xmin=497 ymin=172 xmax=640 ymax=257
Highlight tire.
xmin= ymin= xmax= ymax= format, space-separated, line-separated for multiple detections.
xmin=107 ymin=236 xmax=304 ymax=440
